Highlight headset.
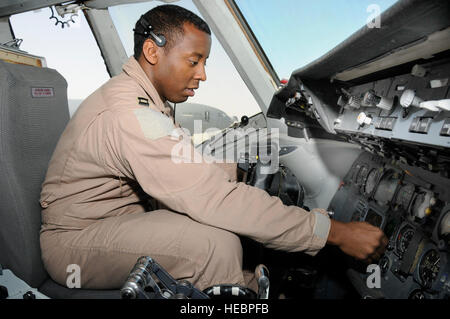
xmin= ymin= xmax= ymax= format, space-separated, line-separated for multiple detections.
xmin=134 ymin=15 xmax=167 ymax=47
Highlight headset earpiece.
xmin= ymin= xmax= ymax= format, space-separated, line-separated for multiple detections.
xmin=136 ymin=15 xmax=166 ymax=47
xmin=149 ymin=31 xmax=166 ymax=47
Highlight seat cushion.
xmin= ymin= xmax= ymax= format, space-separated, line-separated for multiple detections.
xmin=39 ymin=279 xmax=121 ymax=299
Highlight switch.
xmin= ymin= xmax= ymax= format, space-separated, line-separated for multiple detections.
xmin=375 ymin=117 xmax=396 ymax=131
xmin=409 ymin=117 xmax=420 ymax=132
xmin=337 ymin=95 xmax=347 ymax=108
xmin=377 ymin=96 xmax=394 ymax=111
xmin=348 ymin=95 xmax=362 ymax=109
xmin=400 ymin=89 xmax=423 ymax=108
xmin=362 ymin=90 xmax=379 ymax=106
xmin=419 ymin=101 xmax=440 ymax=112
xmin=385 ymin=117 xmax=396 ymax=130
xmin=363 ymin=90 xmax=393 ymax=111
xmin=420 ymin=99 xmax=450 ymax=112
xmin=430 ymin=78 xmax=448 ymax=89
xmin=411 ymin=64 xmax=428 ymax=77
xmin=417 ymin=118 xmax=432 ymax=133
xmin=440 ymin=118 xmax=450 ymax=137
xmin=409 ymin=117 xmax=432 ymax=134
xmin=357 ymin=112 xmax=372 ymax=126
xmin=339 ymin=88 xmax=361 ymax=109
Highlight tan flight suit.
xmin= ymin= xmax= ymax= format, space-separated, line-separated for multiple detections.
xmin=39 ymin=57 xmax=331 ymax=291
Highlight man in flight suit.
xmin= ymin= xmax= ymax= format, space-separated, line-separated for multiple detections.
xmin=40 ymin=5 xmax=388 ymax=291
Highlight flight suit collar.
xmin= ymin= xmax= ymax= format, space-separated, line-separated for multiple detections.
xmin=122 ymin=56 xmax=172 ymax=116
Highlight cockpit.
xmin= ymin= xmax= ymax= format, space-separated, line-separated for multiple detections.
xmin=0 ymin=0 xmax=449 ymax=301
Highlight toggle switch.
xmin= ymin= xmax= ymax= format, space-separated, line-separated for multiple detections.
xmin=363 ymin=90 xmax=393 ymax=111
xmin=357 ymin=112 xmax=372 ymax=126
xmin=420 ymin=99 xmax=450 ymax=112
xmin=400 ymin=89 xmax=423 ymax=108
xmin=411 ymin=64 xmax=428 ymax=77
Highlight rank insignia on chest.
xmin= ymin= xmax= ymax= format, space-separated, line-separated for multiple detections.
xmin=138 ymin=97 xmax=149 ymax=106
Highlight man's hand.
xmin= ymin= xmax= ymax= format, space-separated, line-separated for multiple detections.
xmin=327 ymin=220 xmax=388 ymax=263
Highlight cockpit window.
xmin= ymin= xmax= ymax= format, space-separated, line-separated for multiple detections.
xmin=234 ymin=0 xmax=398 ymax=81
xmin=109 ymin=0 xmax=261 ymax=127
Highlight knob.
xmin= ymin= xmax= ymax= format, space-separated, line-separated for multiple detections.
xmin=23 ymin=291 xmax=36 ymax=299
xmin=363 ymin=90 xmax=393 ymax=111
xmin=363 ymin=90 xmax=380 ymax=106
xmin=400 ymin=89 xmax=423 ymax=108
xmin=348 ymin=95 xmax=361 ymax=109
xmin=377 ymin=96 xmax=394 ymax=111
xmin=357 ymin=112 xmax=372 ymax=126
xmin=411 ymin=64 xmax=428 ymax=77
xmin=240 ymin=115 xmax=249 ymax=127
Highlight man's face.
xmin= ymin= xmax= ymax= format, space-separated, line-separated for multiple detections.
xmin=153 ymin=22 xmax=211 ymax=103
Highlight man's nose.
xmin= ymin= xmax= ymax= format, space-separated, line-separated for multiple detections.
xmin=195 ymin=64 xmax=207 ymax=81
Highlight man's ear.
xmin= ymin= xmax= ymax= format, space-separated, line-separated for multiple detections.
xmin=142 ymin=39 xmax=159 ymax=65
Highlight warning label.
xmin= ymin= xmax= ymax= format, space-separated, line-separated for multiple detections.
xmin=31 ymin=87 xmax=54 ymax=98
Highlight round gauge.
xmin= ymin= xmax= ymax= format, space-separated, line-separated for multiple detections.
xmin=395 ymin=183 xmax=415 ymax=210
xmin=396 ymin=225 xmax=415 ymax=258
xmin=364 ymin=169 xmax=378 ymax=195
xmin=374 ymin=171 xmax=399 ymax=206
xmin=419 ymin=249 xmax=440 ymax=288
xmin=440 ymin=210 xmax=450 ymax=237
xmin=409 ymin=290 xmax=426 ymax=299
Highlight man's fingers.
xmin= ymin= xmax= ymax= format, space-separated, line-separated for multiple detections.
xmin=380 ymin=232 xmax=389 ymax=247
xmin=369 ymin=234 xmax=389 ymax=262
xmin=372 ymin=251 xmax=382 ymax=262
xmin=377 ymin=238 xmax=388 ymax=253
xmin=338 ymin=222 xmax=389 ymax=262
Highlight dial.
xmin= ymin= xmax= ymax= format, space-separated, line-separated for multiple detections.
xmin=364 ymin=169 xmax=378 ymax=195
xmin=374 ymin=171 xmax=398 ymax=206
xmin=419 ymin=249 xmax=440 ymax=288
xmin=396 ymin=225 xmax=415 ymax=258
xmin=395 ymin=183 xmax=415 ymax=210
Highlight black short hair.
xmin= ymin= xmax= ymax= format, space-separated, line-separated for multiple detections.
xmin=133 ymin=4 xmax=211 ymax=58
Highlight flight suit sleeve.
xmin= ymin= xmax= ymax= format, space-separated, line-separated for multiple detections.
xmin=104 ymin=108 xmax=330 ymax=255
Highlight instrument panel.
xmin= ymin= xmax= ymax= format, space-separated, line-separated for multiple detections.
xmin=329 ymin=152 xmax=450 ymax=299
xmin=332 ymin=60 xmax=450 ymax=149
xmin=268 ymin=58 xmax=450 ymax=176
